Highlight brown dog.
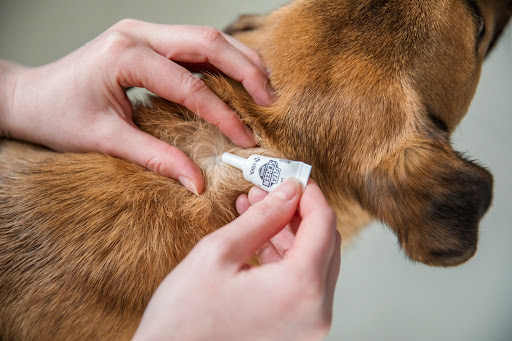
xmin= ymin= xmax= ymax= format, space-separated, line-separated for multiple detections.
xmin=1 ymin=0 xmax=511 ymax=340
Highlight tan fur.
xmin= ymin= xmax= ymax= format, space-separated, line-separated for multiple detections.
xmin=1 ymin=0 xmax=511 ymax=339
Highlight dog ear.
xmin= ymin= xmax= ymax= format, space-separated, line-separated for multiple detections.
xmin=224 ymin=14 xmax=266 ymax=35
xmin=486 ymin=0 xmax=512 ymax=55
xmin=361 ymin=139 xmax=493 ymax=266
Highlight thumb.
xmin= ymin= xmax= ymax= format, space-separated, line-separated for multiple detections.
xmin=105 ymin=120 xmax=204 ymax=194
xmin=217 ymin=178 xmax=302 ymax=265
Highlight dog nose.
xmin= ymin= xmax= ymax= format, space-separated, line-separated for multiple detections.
xmin=426 ymin=165 xmax=493 ymax=266
xmin=474 ymin=170 xmax=493 ymax=220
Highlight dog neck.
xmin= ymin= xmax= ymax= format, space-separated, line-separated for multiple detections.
xmin=202 ymin=74 xmax=373 ymax=237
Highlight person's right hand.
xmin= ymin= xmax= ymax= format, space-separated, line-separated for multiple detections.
xmin=0 ymin=20 xmax=273 ymax=195
xmin=132 ymin=179 xmax=341 ymax=341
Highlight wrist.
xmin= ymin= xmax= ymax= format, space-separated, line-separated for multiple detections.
xmin=0 ymin=61 xmax=27 ymax=138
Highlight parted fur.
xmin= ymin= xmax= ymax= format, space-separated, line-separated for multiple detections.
xmin=1 ymin=0 xmax=511 ymax=340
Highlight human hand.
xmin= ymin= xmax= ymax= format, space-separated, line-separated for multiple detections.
xmin=0 ymin=20 xmax=273 ymax=194
xmin=132 ymin=178 xmax=341 ymax=341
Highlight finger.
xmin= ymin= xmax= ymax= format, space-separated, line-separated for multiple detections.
xmin=125 ymin=23 xmax=273 ymax=106
xmin=247 ymin=187 xmax=295 ymax=262
xmin=286 ymin=181 xmax=338 ymax=277
xmin=256 ymin=240 xmax=283 ymax=264
xmin=297 ymin=179 xmax=330 ymax=218
xmin=236 ymin=191 xmax=283 ymax=264
xmin=235 ymin=194 xmax=251 ymax=215
xmin=247 ymin=185 xmax=268 ymax=205
xmin=221 ymin=33 xmax=268 ymax=74
xmin=102 ymin=118 xmax=204 ymax=194
xmin=248 ymin=186 xmax=297 ymax=257
xmin=214 ymin=178 xmax=302 ymax=265
xmin=176 ymin=34 xmax=268 ymax=76
xmin=118 ymin=49 xmax=255 ymax=148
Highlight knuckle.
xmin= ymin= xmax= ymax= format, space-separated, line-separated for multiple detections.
xmin=179 ymin=73 xmax=207 ymax=106
xmin=144 ymin=145 xmax=175 ymax=176
xmin=145 ymin=154 xmax=166 ymax=175
xmin=113 ymin=18 xmax=141 ymax=30
xmin=182 ymin=73 xmax=206 ymax=93
xmin=200 ymin=26 xmax=224 ymax=44
xmin=101 ymin=31 xmax=137 ymax=56
xmin=196 ymin=233 xmax=229 ymax=260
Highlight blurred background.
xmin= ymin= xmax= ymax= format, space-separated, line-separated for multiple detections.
xmin=1 ymin=1 xmax=510 ymax=340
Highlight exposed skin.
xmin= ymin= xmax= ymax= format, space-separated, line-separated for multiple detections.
xmin=0 ymin=21 xmax=338 ymax=341
xmin=222 ymin=0 xmax=509 ymax=265
xmin=0 ymin=22 xmax=274 ymax=195
xmin=0 ymin=0 xmax=511 ymax=340
xmin=133 ymin=179 xmax=341 ymax=341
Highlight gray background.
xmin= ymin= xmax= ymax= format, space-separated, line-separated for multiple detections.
xmin=1 ymin=1 xmax=510 ymax=340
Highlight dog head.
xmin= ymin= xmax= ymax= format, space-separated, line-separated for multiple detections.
xmin=223 ymin=0 xmax=511 ymax=266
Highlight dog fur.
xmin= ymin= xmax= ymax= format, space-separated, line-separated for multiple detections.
xmin=1 ymin=0 xmax=511 ymax=339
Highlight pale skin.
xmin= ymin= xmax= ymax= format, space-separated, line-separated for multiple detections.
xmin=0 ymin=19 xmax=274 ymax=194
xmin=133 ymin=179 xmax=341 ymax=341
xmin=0 ymin=20 xmax=341 ymax=340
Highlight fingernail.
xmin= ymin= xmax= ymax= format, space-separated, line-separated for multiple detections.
xmin=271 ymin=178 xmax=300 ymax=201
xmin=244 ymin=124 xmax=255 ymax=143
xmin=263 ymin=66 xmax=271 ymax=78
xmin=255 ymin=78 xmax=275 ymax=107
xmin=265 ymin=81 xmax=276 ymax=104
xmin=178 ymin=175 xmax=199 ymax=196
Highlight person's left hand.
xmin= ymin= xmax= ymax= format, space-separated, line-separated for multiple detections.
xmin=0 ymin=20 xmax=273 ymax=194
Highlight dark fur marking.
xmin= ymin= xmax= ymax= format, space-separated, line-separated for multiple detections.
xmin=428 ymin=110 xmax=449 ymax=133
xmin=486 ymin=0 xmax=512 ymax=55
xmin=427 ymin=155 xmax=493 ymax=262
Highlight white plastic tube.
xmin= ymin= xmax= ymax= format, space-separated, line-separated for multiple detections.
xmin=221 ymin=153 xmax=312 ymax=192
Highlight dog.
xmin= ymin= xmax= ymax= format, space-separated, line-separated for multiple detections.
xmin=1 ymin=0 xmax=511 ymax=339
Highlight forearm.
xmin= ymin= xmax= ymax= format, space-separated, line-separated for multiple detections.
xmin=0 ymin=60 xmax=26 ymax=138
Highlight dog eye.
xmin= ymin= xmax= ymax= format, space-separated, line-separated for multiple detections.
xmin=464 ymin=0 xmax=486 ymax=46
xmin=477 ymin=16 xmax=486 ymax=42
xmin=466 ymin=0 xmax=486 ymax=44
